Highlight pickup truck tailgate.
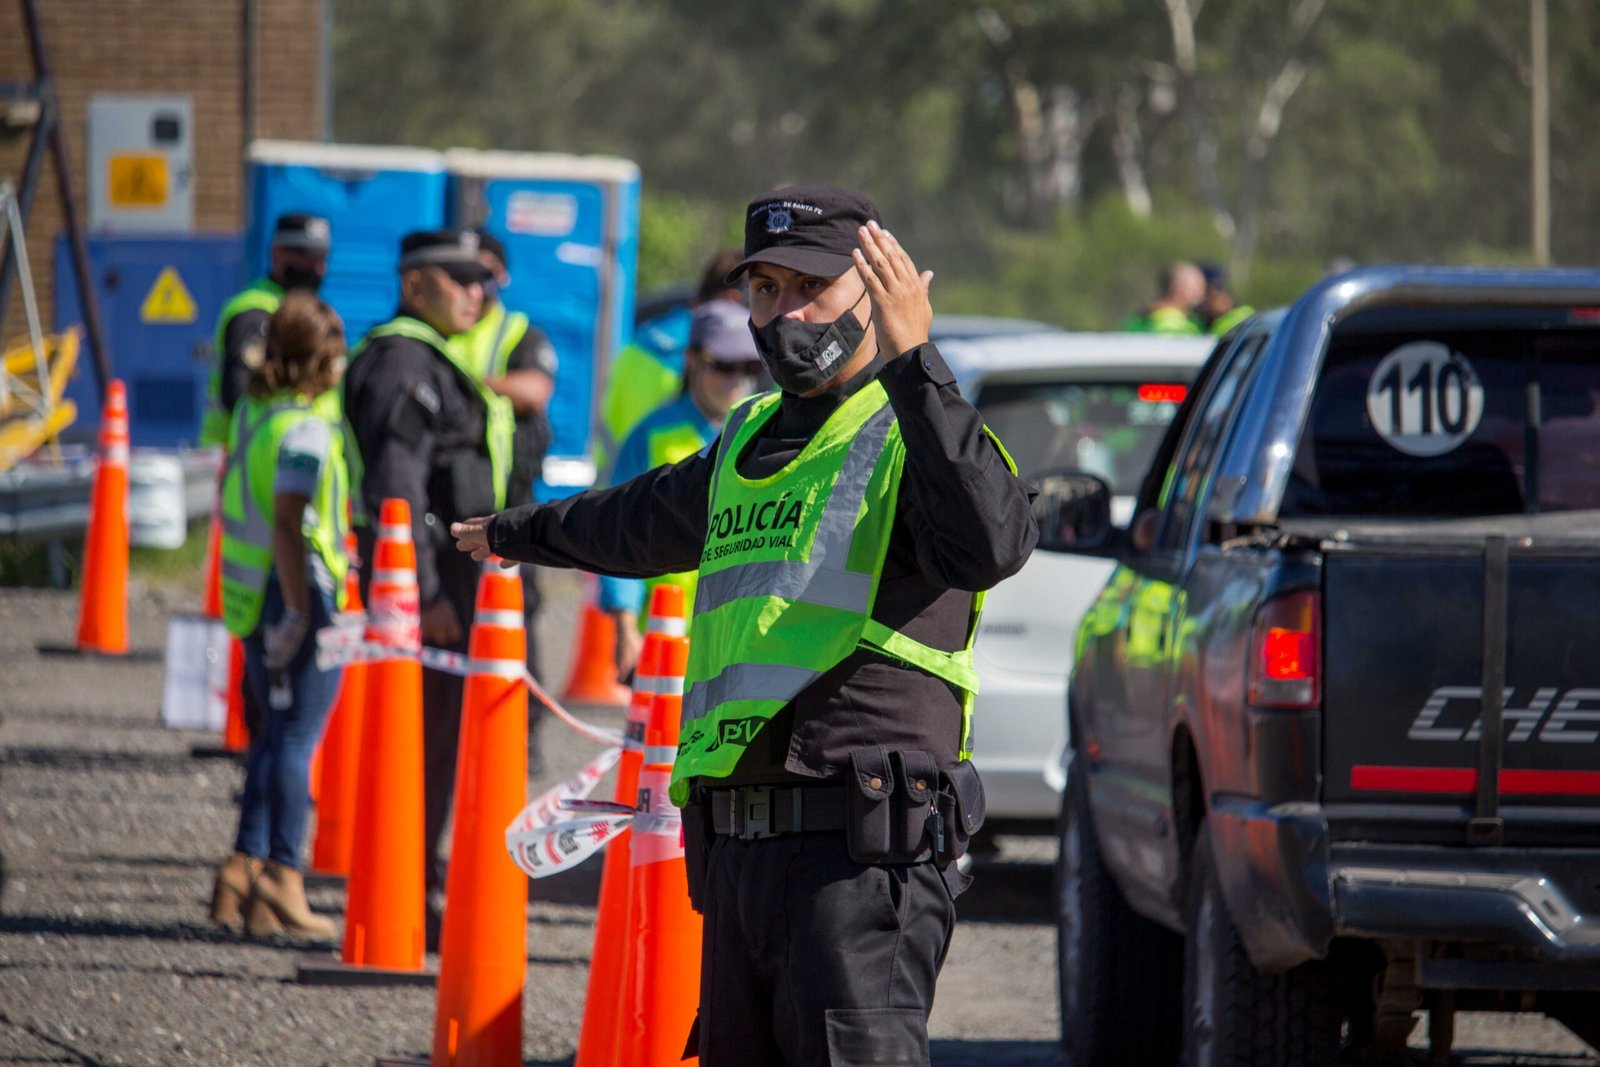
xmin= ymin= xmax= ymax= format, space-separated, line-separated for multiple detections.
xmin=1322 ymin=545 xmax=1600 ymax=823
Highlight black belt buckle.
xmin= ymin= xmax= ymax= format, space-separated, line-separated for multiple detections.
xmin=734 ymin=785 xmax=777 ymax=840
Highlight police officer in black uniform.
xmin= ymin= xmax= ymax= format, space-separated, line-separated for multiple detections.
xmin=453 ymin=186 xmax=1037 ymax=1065
xmin=342 ymin=229 xmax=504 ymax=915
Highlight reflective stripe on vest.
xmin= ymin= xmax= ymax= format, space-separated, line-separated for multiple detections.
xmin=668 ymin=382 xmax=986 ymax=805
xmin=201 ymin=279 xmax=283 ymax=447
xmin=448 ymin=302 xmax=531 ymax=383
xmin=349 ymin=315 xmax=514 ymax=511
xmin=219 ymin=393 xmax=349 ymax=637
xmin=687 ymin=403 xmax=893 ymax=627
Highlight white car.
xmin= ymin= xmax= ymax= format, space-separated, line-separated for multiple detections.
xmin=933 ymin=320 xmax=1215 ymax=825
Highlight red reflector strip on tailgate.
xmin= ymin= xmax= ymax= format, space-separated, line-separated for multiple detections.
xmin=1351 ymin=765 xmax=1600 ymax=796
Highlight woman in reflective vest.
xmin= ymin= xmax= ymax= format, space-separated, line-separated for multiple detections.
xmin=210 ymin=290 xmax=349 ymax=941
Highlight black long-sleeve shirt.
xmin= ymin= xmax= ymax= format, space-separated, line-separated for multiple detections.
xmin=490 ymin=341 xmax=1037 ymax=782
xmin=219 ymin=308 xmax=271 ymax=418
xmin=344 ymin=313 xmax=497 ymax=607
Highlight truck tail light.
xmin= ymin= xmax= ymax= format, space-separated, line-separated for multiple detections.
xmin=1249 ymin=591 xmax=1320 ymax=709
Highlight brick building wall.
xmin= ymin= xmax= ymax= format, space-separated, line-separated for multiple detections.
xmin=0 ymin=0 xmax=323 ymax=347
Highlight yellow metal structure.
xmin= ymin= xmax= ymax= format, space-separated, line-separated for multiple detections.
xmin=0 ymin=327 xmax=80 ymax=472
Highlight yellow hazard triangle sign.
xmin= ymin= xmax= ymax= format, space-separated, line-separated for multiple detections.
xmin=140 ymin=266 xmax=198 ymax=324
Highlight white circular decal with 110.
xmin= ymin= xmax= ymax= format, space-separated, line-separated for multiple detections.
xmin=1365 ymin=341 xmax=1485 ymax=458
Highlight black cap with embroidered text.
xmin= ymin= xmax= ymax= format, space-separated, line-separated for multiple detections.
xmin=272 ymin=213 xmax=331 ymax=254
xmin=726 ymin=184 xmax=882 ymax=284
xmin=397 ymin=229 xmax=493 ymax=281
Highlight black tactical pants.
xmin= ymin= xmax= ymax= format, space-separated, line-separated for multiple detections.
xmin=420 ymin=543 xmax=480 ymax=895
xmin=694 ymin=830 xmax=962 ymax=1066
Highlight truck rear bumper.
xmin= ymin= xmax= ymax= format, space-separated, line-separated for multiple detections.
xmin=1209 ymin=797 xmax=1600 ymax=972
xmin=1331 ymin=843 xmax=1600 ymax=964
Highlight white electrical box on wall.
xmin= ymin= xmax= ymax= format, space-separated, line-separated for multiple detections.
xmin=87 ymin=95 xmax=194 ymax=234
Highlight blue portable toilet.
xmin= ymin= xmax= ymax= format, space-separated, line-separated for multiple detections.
xmin=53 ymin=233 xmax=244 ymax=448
xmin=445 ymin=149 xmax=640 ymax=499
xmin=246 ymin=141 xmax=447 ymax=342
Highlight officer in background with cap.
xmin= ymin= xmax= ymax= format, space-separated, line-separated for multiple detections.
xmin=342 ymin=228 xmax=516 ymax=917
xmin=201 ymin=213 xmax=335 ymax=446
xmin=454 ymin=185 xmax=1037 ymax=1064
xmin=597 ymin=299 xmax=763 ymax=678
xmin=1197 ymin=261 xmax=1254 ymax=335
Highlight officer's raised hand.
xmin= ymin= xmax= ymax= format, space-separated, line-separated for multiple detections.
xmin=853 ymin=220 xmax=933 ymax=361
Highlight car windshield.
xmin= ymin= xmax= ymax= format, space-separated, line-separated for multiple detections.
xmin=1282 ymin=320 xmax=1600 ymax=518
xmin=974 ymin=380 xmax=1185 ymax=495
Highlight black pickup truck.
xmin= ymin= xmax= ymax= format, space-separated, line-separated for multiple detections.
xmin=1040 ymin=267 xmax=1600 ymax=1066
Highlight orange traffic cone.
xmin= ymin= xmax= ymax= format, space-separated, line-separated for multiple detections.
xmin=188 ymin=493 xmax=251 ymax=759
xmin=311 ymin=535 xmax=367 ymax=878
xmin=201 ymin=499 xmax=224 ymax=620
xmin=213 ymin=483 xmax=251 ymax=754
xmin=299 ymin=499 xmax=431 ymax=986
xmin=431 ymin=559 xmax=530 ymax=1066
xmin=576 ymin=584 xmax=683 ymax=1067
xmin=617 ymin=632 xmax=701 ymax=1067
xmin=222 ymin=638 xmax=251 ymax=750
xmin=75 ymin=379 xmax=131 ymax=654
xmin=561 ymin=576 xmax=632 ymax=707
xmin=39 ymin=381 xmax=137 ymax=658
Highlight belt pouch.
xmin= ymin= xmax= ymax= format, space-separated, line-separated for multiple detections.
xmin=938 ymin=759 xmax=987 ymax=861
xmin=890 ymin=750 xmax=940 ymax=863
xmin=846 ymin=747 xmax=896 ymax=864
xmin=682 ymin=798 xmax=711 ymax=913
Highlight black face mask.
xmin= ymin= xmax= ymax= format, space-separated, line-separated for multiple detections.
xmin=749 ymin=291 xmax=868 ymax=395
xmin=278 ymin=264 xmax=324 ymax=294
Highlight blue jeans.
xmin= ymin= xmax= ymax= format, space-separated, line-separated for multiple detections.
xmin=234 ymin=572 xmax=343 ymax=868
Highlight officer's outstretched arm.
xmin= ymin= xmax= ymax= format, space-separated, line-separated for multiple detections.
xmin=451 ymin=447 xmax=714 ymax=578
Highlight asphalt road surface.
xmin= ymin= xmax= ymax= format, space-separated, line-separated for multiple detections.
xmin=0 ymin=575 xmax=1594 ymax=1065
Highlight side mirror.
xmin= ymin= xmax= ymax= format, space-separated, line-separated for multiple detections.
xmin=1032 ymin=469 xmax=1115 ymax=555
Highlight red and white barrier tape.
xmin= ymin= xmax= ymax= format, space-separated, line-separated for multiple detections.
xmin=314 ymin=625 xmax=624 ymax=747
xmin=505 ymin=746 xmax=629 ymax=880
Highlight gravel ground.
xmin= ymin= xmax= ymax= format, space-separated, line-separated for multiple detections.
xmin=1 ymin=574 xmax=1596 ymax=1066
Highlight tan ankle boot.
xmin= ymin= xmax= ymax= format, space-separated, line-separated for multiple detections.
xmin=245 ymin=860 xmax=336 ymax=941
xmin=209 ymin=853 xmax=262 ymax=928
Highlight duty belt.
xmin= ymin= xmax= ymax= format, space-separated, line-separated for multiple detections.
xmin=707 ymin=784 xmax=848 ymax=840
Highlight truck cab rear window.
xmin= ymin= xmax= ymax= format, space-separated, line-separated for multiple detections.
xmin=1282 ymin=326 xmax=1600 ymax=518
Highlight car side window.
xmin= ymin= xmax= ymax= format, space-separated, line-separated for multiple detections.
xmin=1131 ymin=337 xmax=1233 ymax=517
xmin=1154 ymin=334 xmax=1267 ymax=553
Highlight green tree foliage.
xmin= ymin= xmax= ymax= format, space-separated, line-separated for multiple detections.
xmin=333 ymin=0 xmax=1599 ymax=329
